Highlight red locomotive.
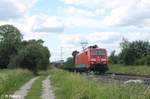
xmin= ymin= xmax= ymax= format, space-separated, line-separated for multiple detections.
xmin=75 ymin=45 xmax=108 ymax=73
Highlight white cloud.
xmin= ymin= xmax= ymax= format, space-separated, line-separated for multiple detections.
xmin=0 ymin=14 xmax=64 ymax=40
xmin=31 ymin=15 xmax=64 ymax=33
xmin=143 ymin=19 xmax=150 ymax=27
xmin=65 ymin=6 xmax=105 ymax=17
xmin=63 ymin=16 xmax=103 ymax=28
xmin=0 ymin=0 xmax=37 ymax=20
xmin=23 ymin=32 xmax=46 ymax=40
xmin=62 ymin=0 xmax=150 ymax=28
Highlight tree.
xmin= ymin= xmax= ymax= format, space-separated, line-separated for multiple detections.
xmin=8 ymin=39 xmax=50 ymax=75
xmin=120 ymin=39 xmax=150 ymax=65
xmin=0 ymin=24 xmax=22 ymax=68
xmin=109 ymin=50 xmax=118 ymax=64
xmin=64 ymin=57 xmax=74 ymax=68
xmin=72 ymin=50 xmax=79 ymax=66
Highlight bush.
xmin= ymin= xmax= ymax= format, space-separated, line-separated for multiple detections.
xmin=135 ymin=55 xmax=150 ymax=66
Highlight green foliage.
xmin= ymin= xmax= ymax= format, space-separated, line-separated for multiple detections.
xmin=9 ymin=39 xmax=50 ymax=75
xmin=64 ymin=57 xmax=74 ymax=68
xmin=0 ymin=24 xmax=50 ymax=74
xmin=135 ymin=54 xmax=150 ymax=65
xmin=0 ymin=25 xmax=22 ymax=68
xmin=109 ymin=50 xmax=118 ymax=64
xmin=72 ymin=50 xmax=79 ymax=65
xmin=49 ymin=68 xmax=150 ymax=99
xmin=119 ymin=39 xmax=150 ymax=65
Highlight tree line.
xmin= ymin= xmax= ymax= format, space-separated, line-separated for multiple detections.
xmin=0 ymin=24 xmax=50 ymax=74
xmin=109 ymin=38 xmax=150 ymax=66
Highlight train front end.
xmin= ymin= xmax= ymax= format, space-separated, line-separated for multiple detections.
xmin=89 ymin=48 xmax=108 ymax=72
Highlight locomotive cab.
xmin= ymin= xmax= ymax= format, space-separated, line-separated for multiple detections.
xmin=90 ymin=48 xmax=108 ymax=72
xmin=75 ymin=46 xmax=108 ymax=73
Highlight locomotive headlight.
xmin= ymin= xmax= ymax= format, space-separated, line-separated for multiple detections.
xmin=91 ymin=61 xmax=94 ymax=64
xmin=101 ymin=59 xmax=106 ymax=61
xmin=91 ymin=59 xmax=96 ymax=61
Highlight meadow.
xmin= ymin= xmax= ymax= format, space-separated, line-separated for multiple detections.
xmin=0 ymin=69 xmax=33 ymax=98
xmin=108 ymin=64 xmax=150 ymax=76
xmin=49 ymin=68 xmax=150 ymax=99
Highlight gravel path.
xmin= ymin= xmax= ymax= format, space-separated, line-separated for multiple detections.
xmin=41 ymin=75 xmax=55 ymax=99
xmin=12 ymin=77 xmax=39 ymax=99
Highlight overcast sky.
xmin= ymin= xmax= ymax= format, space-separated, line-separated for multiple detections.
xmin=0 ymin=0 xmax=150 ymax=61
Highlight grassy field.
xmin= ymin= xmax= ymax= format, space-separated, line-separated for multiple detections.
xmin=108 ymin=64 xmax=150 ymax=76
xmin=49 ymin=68 xmax=150 ymax=99
xmin=0 ymin=69 xmax=33 ymax=98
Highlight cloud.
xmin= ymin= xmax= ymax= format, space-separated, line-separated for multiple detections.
xmin=63 ymin=16 xmax=103 ymax=28
xmin=32 ymin=15 xmax=64 ymax=33
xmin=0 ymin=0 xmax=37 ymax=20
xmin=0 ymin=13 xmax=64 ymax=41
xmin=23 ymin=32 xmax=45 ymax=40
xmin=62 ymin=0 xmax=150 ymax=28
xmin=65 ymin=6 xmax=106 ymax=17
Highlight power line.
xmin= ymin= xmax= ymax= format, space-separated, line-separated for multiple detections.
xmin=80 ymin=42 xmax=88 ymax=50
xmin=60 ymin=47 xmax=63 ymax=61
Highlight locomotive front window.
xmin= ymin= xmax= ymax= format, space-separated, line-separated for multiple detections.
xmin=91 ymin=49 xmax=97 ymax=55
xmin=91 ymin=49 xmax=106 ymax=56
xmin=97 ymin=50 xmax=106 ymax=56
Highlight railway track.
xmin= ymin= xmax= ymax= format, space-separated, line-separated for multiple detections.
xmin=62 ymin=67 xmax=150 ymax=85
xmin=85 ymin=72 xmax=150 ymax=85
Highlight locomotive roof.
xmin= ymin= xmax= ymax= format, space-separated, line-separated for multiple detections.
xmin=84 ymin=47 xmax=106 ymax=51
xmin=76 ymin=47 xmax=106 ymax=56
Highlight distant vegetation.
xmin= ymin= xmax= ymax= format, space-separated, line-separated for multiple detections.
xmin=109 ymin=38 xmax=150 ymax=66
xmin=0 ymin=24 xmax=50 ymax=74
xmin=63 ymin=50 xmax=79 ymax=68
xmin=64 ymin=57 xmax=74 ymax=68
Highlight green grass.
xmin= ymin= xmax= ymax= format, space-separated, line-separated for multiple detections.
xmin=108 ymin=64 xmax=150 ymax=76
xmin=0 ymin=69 xmax=33 ymax=98
xmin=49 ymin=68 xmax=150 ymax=99
xmin=26 ymin=75 xmax=46 ymax=99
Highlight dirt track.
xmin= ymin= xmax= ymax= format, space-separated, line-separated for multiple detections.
xmin=13 ymin=76 xmax=55 ymax=99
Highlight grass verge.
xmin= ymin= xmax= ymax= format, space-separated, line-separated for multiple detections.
xmin=49 ymin=68 xmax=150 ymax=99
xmin=0 ymin=69 xmax=33 ymax=98
xmin=25 ymin=75 xmax=46 ymax=99
xmin=108 ymin=64 xmax=150 ymax=76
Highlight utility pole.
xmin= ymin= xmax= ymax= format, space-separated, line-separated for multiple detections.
xmin=60 ymin=47 xmax=63 ymax=61
xmin=60 ymin=47 xmax=63 ymax=66
xmin=80 ymin=42 xmax=88 ymax=51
